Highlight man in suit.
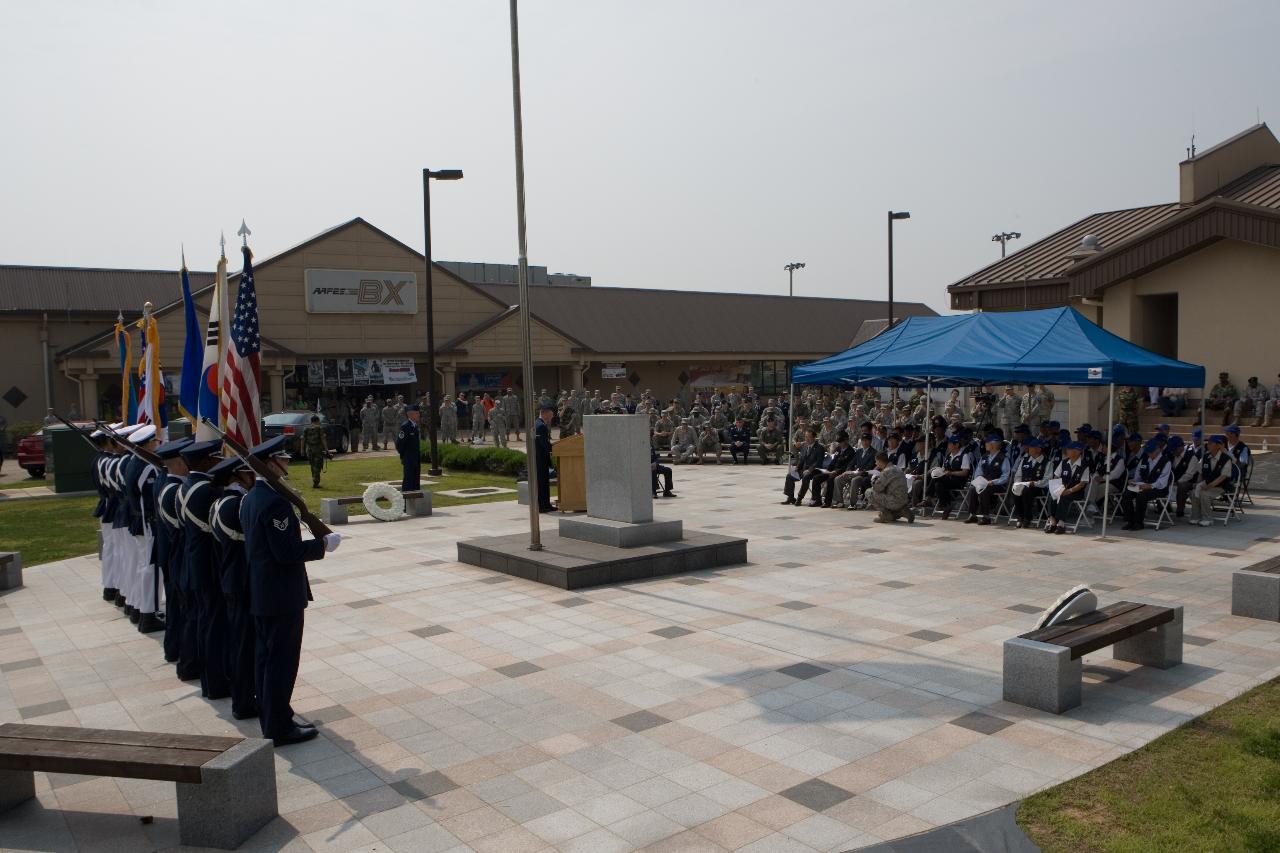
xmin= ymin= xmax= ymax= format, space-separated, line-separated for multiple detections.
xmin=241 ymin=436 xmax=342 ymax=746
xmin=396 ymin=405 xmax=422 ymax=491
xmin=781 ymin=427 xmax=822 ymax=505
xmin=814 ymin=431 xmax=856 ymax=508
xmin=534 ymin=404 xmax=556 ymax=512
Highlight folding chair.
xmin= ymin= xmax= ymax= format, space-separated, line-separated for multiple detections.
xmin=1144 ymin=494 xmax=1173 ymax=530
xmin=1065 ymin=481 xmax=1096 ymax=533
xmin=1239 ymin=457 xmax=1255 ymax=507
xmin=1211 ymin=477 xmax=1245 ymax=525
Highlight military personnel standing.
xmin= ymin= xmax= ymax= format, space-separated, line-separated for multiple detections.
xmin=757 ymin=419 xmax=785 ymax=464
xmin=359 ymin=398 xmax=380 ymax=450
xmin=379 ymin=398 xmax=398 ymax=449
xmin=302 ymin=415 xmax=329 ymax=488
xmin=671 ymin=418 xmax=697 ymax=463
xmin=490 ymin=405 xmax=508 ymax=448
xmin=995 ymin=386 xmax=1020 ymax=437
xmin=470 ymin=393 xmax=487 ymax=443
xmin=393 ymin=394 xmax=407 ymax=425
xmin=559 ymin=402 xmax=579 ymax=439
xmin=396 ymin=406 xmax=422 ymax=491
xmin=1117 ymin=385 xmax=1141 ymax=433
xmin=241 ymin=436 xmax=341 ymax=746
xmin=501 ymin=389 xmax=520 ymax=441
xmin=1020 ymin=384 xmax=1044 ymax=434
xmin=1039 ymin=385 xmax=1056 ymax=423
xmin=439 ymin=397 xmax=458 ymax=443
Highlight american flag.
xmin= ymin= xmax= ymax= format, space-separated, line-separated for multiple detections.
xmin=220 ymin=245 xmax=262 ymax=446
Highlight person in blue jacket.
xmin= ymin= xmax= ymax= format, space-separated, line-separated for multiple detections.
xmin=178 ymin=439 xmax=227 ymax=698
xmin=210 ymin=454 xmax=259 ymax=721
xmin=240 ymin=436 xmax=342 ymax=746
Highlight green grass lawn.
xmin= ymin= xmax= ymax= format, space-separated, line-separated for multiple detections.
xmin=0 ymin=477 xmax=50 ymax=490
xmin=0 ymin=456 xmax=520 ymax=566
xmin=1018 ymin=677 xmax=1280 ymax=853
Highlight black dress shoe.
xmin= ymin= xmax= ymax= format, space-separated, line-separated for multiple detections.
xmin=103 ymin=588 xmax=118 ymax=602
xmin=662 ymin=491 xmax=676 ymax=498
xmin=291 ymin=714 xmax=315 ymax=729
xmin=964 ymin=516 xmax=978 ymax=524
xmin=233 ymin=707 xmax=260 ymax=721
xmin=137 ymin=614 xmax=164 ymax=634
xmin=272 ymin=726 xmax=319 ymax=747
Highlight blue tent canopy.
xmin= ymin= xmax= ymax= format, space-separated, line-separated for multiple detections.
xmin=790 ymin=307 xmax=1205 ymax=389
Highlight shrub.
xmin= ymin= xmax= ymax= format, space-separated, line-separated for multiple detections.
xmin=423 ymin=442 xmax=527 ymax=477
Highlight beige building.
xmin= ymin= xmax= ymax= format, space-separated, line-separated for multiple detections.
xmin=948 ymin=123 xmax=1280 ymax=392
xmin=8 ymin=218 xmax=934 ymax=426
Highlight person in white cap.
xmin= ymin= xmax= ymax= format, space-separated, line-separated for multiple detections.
xmin=125 ymin=424 xmax=163 ymax=633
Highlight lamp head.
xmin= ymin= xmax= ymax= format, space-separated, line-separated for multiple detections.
xmin=890 ymin=211 xmax=911 ymax=220
xmin=429 ymin=169 xmax=464 ymax=181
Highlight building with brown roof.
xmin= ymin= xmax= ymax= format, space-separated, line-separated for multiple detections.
xmin=3 ymin=218 xmax=933 ymax=425
xmin=947 ymin=123 xmax=1280 ymax=392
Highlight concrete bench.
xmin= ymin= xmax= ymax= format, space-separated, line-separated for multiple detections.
xmin=1004 ymin=600 xmax=1182 ymax=713
xmin=321 ymin=489 xmax=432 ymax=524
xmin=516 ymin=478 xmax=558 ymax=506
xmin=1232 ymin=555 xmax=1280 ymax=621
xmin=0 ymin=723 xmax=275 ymax=849
xmin=0 ymin=552 xmax=21 ymax=590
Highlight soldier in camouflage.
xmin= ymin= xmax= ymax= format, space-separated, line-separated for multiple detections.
xmin=302 ymin=415 xmax=330 ymax=488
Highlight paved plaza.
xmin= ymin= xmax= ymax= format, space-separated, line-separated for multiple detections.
xmin=2 ymin=464 xmax=1279 ymax=852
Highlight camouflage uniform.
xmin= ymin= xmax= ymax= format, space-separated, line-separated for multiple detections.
xmin=470 ymin=395 xmax=487 ymax=443
xmin=490 ymin=406 xmax=508 ymax=447
xmin=302 ymin=421 xmax=329 ymax=487
xmin=653 ymin=414 xmax=673 ymax=450
xmin=380 ymin=401 xmax=398 ymax=448
xmin=696 ymin=425 xmax=722 ymax=464
xmin=559 ymin=404 xmax=579 ymax=439
xmin=1117 ymin=386 xmax=1141 ymax=433
xmin=671 ymin=420 xmax=698 ymax=463
xmin=359 ymin=402 xmax=380 ymax=450
xmin=757 ymin=424 xmax=784 ymax=464
xmin=439 ymin=399 xmax=458 ymax=443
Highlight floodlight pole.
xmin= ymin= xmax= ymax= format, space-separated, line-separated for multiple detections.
xmin=509 ymin=0 xmax=542 ymax=551
xmin=887 ymin=212 xmax=910 ymax=329
xmin=423 ymin=167 xmax=464 ymax=477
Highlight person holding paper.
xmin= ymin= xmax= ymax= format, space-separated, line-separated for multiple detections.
xmin=1044 ymin=442 xmax=1088 ymax=535
xmin=1011 ymin=439 xmax=1051 ymax=528
xmin=928 ymin=433 xmax=973 ymax=519
xmin=781 ymin=427 xmax=822 ymax=505
xmin=963 ymin=434 xmax=1011 ymax=525
xmin=1120 ymin=439 xmax=1173 ymax=530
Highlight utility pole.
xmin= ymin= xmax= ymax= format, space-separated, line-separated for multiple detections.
xmin=784 ymin=262 xmax=805 ymax=296
xmin=991 ymin=231 xmax=1021 ymax=258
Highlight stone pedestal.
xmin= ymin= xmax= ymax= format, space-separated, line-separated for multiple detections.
xmin=176 ymin=738 xmax=276 ymax=849
xmin=0 ymin=552 xmax=21 ymax=591
xmin=1002 ymin=637 xmax=1082 ymax=714
xmin=583 ymin=414 xmax=653 ymax=523
xmin=559 ymin=517 xmax=682 ymax=548
xmin=1232 ymin=570 xmax=1280 ymax=621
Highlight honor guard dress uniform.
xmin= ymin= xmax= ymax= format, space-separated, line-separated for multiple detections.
xmin=242 ymin=436 xmax=340 ymax=745
xmin=209 ymin=456 xmax=258 ymax=720
xmin=179 ymin=440 xmax=229 ymax=698
xmin=107 ymin=423 xmax=144 ymax=614
xmin=89 ymin=426 xmax=116 ymax=602
xmin=533 ymin=410 xmax=555 ymax=512
xmin=395 ymin=407 xmax=422 ymax=491
xmin=1121 ymin=440 xmax=1173 ymax=530
xmin=126 ymin=424 xmax=163 ymax=633
xmin=154 ymin=438 xmax=192 ymax=665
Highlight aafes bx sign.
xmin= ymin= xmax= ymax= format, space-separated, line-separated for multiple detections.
xmin=304 ymin=269 xmax=418 ymax=315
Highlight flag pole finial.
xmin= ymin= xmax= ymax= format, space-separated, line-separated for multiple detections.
xmin=220 ymin=231 xmax=226 ymax=258
xmin=238 ymin=219 xmax=251 ymax=248
xmin=181 ymin=244 xmax=186 ymax=271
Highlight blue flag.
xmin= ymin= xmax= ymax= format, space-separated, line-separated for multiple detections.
xmin=178 ymin=263 xmax=202 ymax=421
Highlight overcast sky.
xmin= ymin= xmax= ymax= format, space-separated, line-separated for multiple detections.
xmin=3 ymin=1 xmax=1277 ymax=313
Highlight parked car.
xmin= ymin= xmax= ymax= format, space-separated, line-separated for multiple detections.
xmin=16 ymin=421 xmax=94 ymax=479
xmin=260 ymin=412 xmax=349 ymax=457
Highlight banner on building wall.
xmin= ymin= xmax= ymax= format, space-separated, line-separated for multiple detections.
xmin=687 ymin=364 xmax=751 ymax=388
xmin=322 ymin=359 xmax=339 ymax=387
xmin=601 ymin=363 xmax=627 ymax=379
xmin=458 ymin=371 xmax=510 ymax=390
xmin=304 ymin=269 xmax=418 ymax=314
xmin=352 ymin=358 xmax=369 ymax=385
xmin=304 ymin=356 xmax=416 ymax=386
xmin=338 ymin=358 xmax=354 ymax=385
xmin=382 ymin=358 xmax=417 ymax=384
xmin=307 ymin=360 xmax=323 ymax=386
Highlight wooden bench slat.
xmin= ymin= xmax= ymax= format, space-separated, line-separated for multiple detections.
xmin=0 ymin=723 xmax=241 ymax=753
xmin=1051 ymin=605 xmax=1174 ymax=659
xmin=1245 ymin=555 xmax=1280 ymax=575
xmin=0 ymin=737 xmax=212 ymax=783
xmin=1019 ymin=602 xmax=1144 ymax=644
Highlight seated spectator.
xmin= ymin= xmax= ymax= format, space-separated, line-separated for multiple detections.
xmin=962 ymin=434 xmax=1010 ymax=525
xmin=696 ymin=423 xmax=722 ymax=464
xmin=1044 ymin=441 xmax=1089 ymax=534
xmin=650 ymin=441 xmax=676 ymax=498
xmin=781 ymin=428 xmax=822 ymax=505
xmin=1206 ymin=372 xmax=1238 ymax=426
xmin=1190 ymin=434 xmax=1236 ymax=526
xmin=1158 ymin=387 xmax=1187 ymax=417
xmin=1168 ymin=435 xmax=1199 ymax=519
xmin=927 ymin=434 xmax=972 ymax=519
xmin=727 ymin=417 xmax=752 ymax=464
xmin=758 ymin=418 xmax=785 ymax=464
xmin=814 ymin=431 xmax=856 ymax=508
xmin=670 ymin=418 xmax=697 ymax=464
xmin=1121 ymin=439 xmax=1172 ymax=531
xmin=1011 ymin=438 xmax=1050 ymax=528
xmin=868 ymin=451 xmax=914 ymax=524
xmin=833 ymin=432 xmax=877 ymax=509
xmin=1234 ymin=377 xmax=1269 ymax=425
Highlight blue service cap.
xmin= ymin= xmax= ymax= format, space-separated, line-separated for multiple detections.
xmin=1156 ymin=423 xmax=1171 ymax=431
xmin=1075 ymin=423 xmax=1093 ymax=433
xmin=1153 ymin=433 xmax=1168 ymax=444
xmin=1089 ymin=429 xmax=1104 ymax=440
xmin=946 ymin=434 xmax=963 ymax=444
xmin=1113 ymin=423 xmax=1127 ymax=434
xmin=1064 ymin=441 xmax=1084 ymax=450
xmin=155 ymin=438 xmax=193 ymax=460
xmin=209 ymin=456 xmax=248 ymax=480
xmin=1013 ymin=424 xmax=1031 ymax=434
xmin=1191 ymin=428 xmax=1203 ymax=438
xmin=1127 ymin=432 xmax=1143 ymax=442
xmin=1208 ymin=434 xmax=1227 ymax=445
xmin=1025 ymin=438 xmax=1043 ymax=448
xmin=1167 ymin=435 xmax=1185 ymax=449
xmin=248 ymin=435 xmax=292 ymax=459
xmin=985 ymin=433 xmax=1003 ymax=444
xmin=1143 ymin=439 xmax=1163 ymax=455
xmin=179 ymin=439 xmax=223 ymax=463
xmin=1047 ymin=420 xmax=1061 ymax=429
xmin=1058 ymin=429 xmax=1071 ymax=440
xmin=1225 ymin=424 xmax=1241 ymax=434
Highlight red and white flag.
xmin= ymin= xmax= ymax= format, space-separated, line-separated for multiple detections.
xmin=220 ymin=242 xmax=262 ymax=447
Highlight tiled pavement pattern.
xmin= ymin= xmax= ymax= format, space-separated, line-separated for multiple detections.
xmin=2 ymin=466 xmax=1280 ymax=853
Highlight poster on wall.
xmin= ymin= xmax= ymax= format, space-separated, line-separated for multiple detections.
xmin=352 ymin=358 xmax=369 ymax=385
xmin=458 ymin=371 xmax=510 ymax=390
xmin=367 ymin=360 xmax=385 ymax=385
xmin=687 ymin=365 xmax=751 ymax=388
xmin=307 ymin=360 xmax=323 ymax=386
xmin=601 ymin=363 xmax=627 ymax=379
xmin=382 ymin=358 xmax=418 ymax=384
xmin=338 ymin=358 xmax=354 ymax=386
xmin=322 ymin=359 xmax=339 ymax=388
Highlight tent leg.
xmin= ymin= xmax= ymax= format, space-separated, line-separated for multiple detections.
xmin=922 ymin=379 xmax=932 ymax=504
xmin=1101 ymin=382 xmax=1114 ymax=539
xmin=787 ymin=383 xmax=795 ymax=454
xmin=1199 ymin=388 xmax=1206 ymax=428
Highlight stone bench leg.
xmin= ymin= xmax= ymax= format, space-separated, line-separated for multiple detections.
xmin=1232 ymin=571 xmax=1280 ymax=621
xmin=517 ymin=481 xmax=529 ymax=505
xmin=1114 ymin=604 xmax=1183 ymax=669
xmin=0 ymin=768 xmax=35 ymax=812
xmin=0 ymin=552 xmax=21 ymax=591
xmin=177 ymin=738 xmax=277 ymax=850
xmin=319 ymin=498 xmax=348 ymax=525
xmin=406 ymin=492 xmax=432 ymax=517
xmin=1003 ymin=638 xmax=1081 ymax=714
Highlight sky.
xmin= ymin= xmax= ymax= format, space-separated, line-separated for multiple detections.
xmin=2 ymin=1 xmax=1278 ymax=314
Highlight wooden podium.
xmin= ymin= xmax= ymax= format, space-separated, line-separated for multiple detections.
xmin=552 ymin=433 xmax=586 ymax=511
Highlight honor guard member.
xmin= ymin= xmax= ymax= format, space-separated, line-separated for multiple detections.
xmin=396 ymin=405 xmax=422 ymax=491
xmin=302 ymin=415 xmax=329 ymax=488
xmin=439 ymin=396 xmax=458 ymax=443
xmin=1011 ymin=438 xmax=1050 ymax=528
xmin=1191 ymin=434 xmax=1236 ymax=526
xmin=1044 ymin=441 xmax=1088 ymax=534
xmin=670 ymin=418 xmax=697 ymax=464
xmin=89 ymin=425 xmax=117 ymax=603
xmin=154 ymin=437 xmax=192 ymax=666
xmin=963 ymin=433 xmax=1010 ymax=525
xmin=1121 ymin=439 xmax=1173 ymax=531
xmin=179 ymin=439 xmax=228 ymax=697
xmin=359 ymin=397 xmax=380 ymax=450
xmin=127 ymin=424 xmax=164 ymax=633
xmin=210 ymin=454 xmax=258 ymax=721
xmin=533 ymin=404 xmax=556 ymax=513
xmin=241 ymin=436 xmax=342 ymax=746
xmin=728 ymin=417 xmax=752 ymax=464
xmin=108 ymin=423 xmax=144 ymax=615
xmin=757 ymin=419 xmax=785 ymax=464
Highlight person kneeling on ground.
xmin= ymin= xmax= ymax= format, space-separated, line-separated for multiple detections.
xmin=869 ymin=451 xmax=914 ymax=523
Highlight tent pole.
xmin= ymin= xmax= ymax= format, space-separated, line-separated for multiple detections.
xmin=788 ymin=383 xmax=795 ymax=454
xmin=1199 ymin=387 xmax=1206 ymax=430
xmin=923 ymin=379 xmax=932 ymax=504
xmin=1101 ymin=382 xmax=1114 ymax=539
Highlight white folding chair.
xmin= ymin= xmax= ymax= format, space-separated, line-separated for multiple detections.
xmin=1145 ymin=494 xmax=1173 ymax=530
xmin=1065 ymin=481 xmax=1096 ymax=533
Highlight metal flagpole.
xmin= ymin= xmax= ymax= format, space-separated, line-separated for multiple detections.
xmin=1101 ymin=382 xmax=1114 ymax=538
xmin=509 ymin=0 xmax=541 ymax=551
xmin=787 ymin=383 xmax=795 ymax=453
xmin=923 ymin=379 xmax=932 ymax=502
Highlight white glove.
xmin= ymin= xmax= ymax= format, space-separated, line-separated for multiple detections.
xmin=323 ymin=532 xmax=343 ymax=553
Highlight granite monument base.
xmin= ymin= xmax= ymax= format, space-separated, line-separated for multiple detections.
xmin=558 ymin=516 xmax=683 ymax=548
xmin=457 ymin=530 xmax=747 ymax=589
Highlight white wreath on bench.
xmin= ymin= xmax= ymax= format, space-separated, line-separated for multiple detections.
xmin=362 ymin=482 xmax=406 ymax=521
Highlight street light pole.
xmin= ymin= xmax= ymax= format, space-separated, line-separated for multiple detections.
xmin=423 ymin=167 xmax=463 ymax=477
xmin=509 ymin=0 xmax=542 ymax=551
xmin=784 ymin=262 xmax=806 ymax=297
xmin=887 ymin=211 xmax=910 ymax=329
xmin=991 ymin=230 xmax=1021 ymax=258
